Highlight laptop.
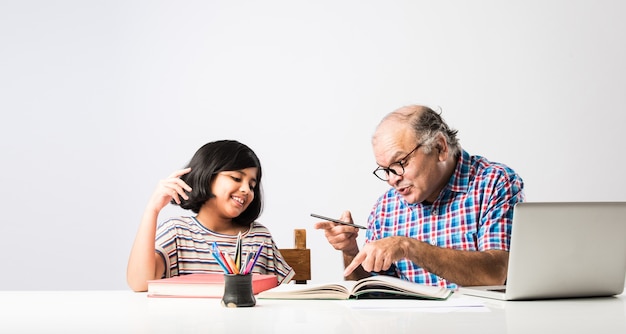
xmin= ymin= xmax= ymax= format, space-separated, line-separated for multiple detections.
xmin=458 ymin=202 xmax=626 ymax=301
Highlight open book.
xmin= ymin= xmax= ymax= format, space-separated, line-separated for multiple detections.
xmin=257 ymin=275 xmax=453 ymax=300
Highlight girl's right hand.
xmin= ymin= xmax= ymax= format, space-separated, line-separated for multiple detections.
xmin=147 ymin=167 xmax=193 ymax=212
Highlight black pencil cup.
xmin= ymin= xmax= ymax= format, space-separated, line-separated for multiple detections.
xmin=221 ymin=274 xmax=256 ymax=308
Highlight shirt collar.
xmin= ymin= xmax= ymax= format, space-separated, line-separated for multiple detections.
xmin=448 ymin=149 xmax=471 ymax=194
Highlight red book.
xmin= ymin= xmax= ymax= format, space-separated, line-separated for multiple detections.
xmin=147 ymin=273 xmax=278 ymax=298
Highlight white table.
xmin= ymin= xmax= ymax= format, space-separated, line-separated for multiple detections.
xmin=1 ymin=290 xmax=624 ymax=333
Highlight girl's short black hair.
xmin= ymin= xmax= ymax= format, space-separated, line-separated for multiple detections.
xmin=174 ymin=140 xmax=263 ymax=226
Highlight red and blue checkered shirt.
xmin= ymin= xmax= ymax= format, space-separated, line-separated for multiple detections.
xmin=365 ymin=150 xmax=525 ymax=289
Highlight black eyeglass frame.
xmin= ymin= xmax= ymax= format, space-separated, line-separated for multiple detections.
xmin=372 ymin=143 xmax=423 ymax=181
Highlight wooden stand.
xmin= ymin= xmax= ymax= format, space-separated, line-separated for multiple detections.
xmin=279 ymin=229 xmax=311 ymax=284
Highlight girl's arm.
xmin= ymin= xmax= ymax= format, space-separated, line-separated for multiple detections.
xmin=126 ymin=168 xmax=192 ymax=292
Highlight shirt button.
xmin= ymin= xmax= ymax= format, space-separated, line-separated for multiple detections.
xmin=430 ymin=240 xmax=437 ymax=246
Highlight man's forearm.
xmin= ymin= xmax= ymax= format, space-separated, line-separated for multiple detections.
xmin=404 ymin=238 xmax=509 ymax=286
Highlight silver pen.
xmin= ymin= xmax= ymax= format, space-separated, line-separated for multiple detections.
xmin=310 ymin=213 xmax=367 ymax=229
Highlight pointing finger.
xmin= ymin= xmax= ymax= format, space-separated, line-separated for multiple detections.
xmin=344 ymin=250 xmax=366 ymax=277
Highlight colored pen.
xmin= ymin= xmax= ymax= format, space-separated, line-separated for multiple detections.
xmin=234 ymin=232 xmax=242 ymax=271
xmin=210 ymin=243 xmax=232 ymax=274
xmin=212 ymin=242 xmax=234 ymax=274
xmin=223 ymin=251 xmax=240 ymax=274
xmin=241 ymin=251 xmax=254 ymax=275
xmin=242 ymin=252 xmax=255 ymax=275
xmin=244 ymin=242 xmax=265 ymax=274
xmin=211 ymin=251 xmax=231 ymax=274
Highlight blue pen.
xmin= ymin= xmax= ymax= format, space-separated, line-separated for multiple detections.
xmin=211 ymin=242 xmax=232 ymax=274
xmin=244 ymin=242 xmax=265 ymax=274
xmin=242 ymin=251 xmax=256 ymax=275
xmin=241 ymin=252 xmax=254 ymax=275
xmin=210 ymin=251 xmax=231 ymax=274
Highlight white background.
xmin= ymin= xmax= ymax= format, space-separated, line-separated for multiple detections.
xmin=1 ymin=0 xmax=625 ymax=290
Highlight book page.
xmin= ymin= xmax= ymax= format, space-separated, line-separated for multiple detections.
xmin=257 ymin=281 xmax=358 ymax=299
xmin=352 ymin=275 xmax=452 ymax=299
xmin=258 ymin=277 xmax=452 ymax=300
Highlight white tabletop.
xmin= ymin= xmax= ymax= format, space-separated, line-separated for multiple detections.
xmin=1 ymin=290 xmax=624 ymax=333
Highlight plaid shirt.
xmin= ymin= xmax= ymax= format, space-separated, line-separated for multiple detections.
xmin=365 ymin=150 xmax=525 ymax=289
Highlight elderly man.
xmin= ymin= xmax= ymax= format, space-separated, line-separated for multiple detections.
xmin=315 ymin=105 xmax=525 ymax=289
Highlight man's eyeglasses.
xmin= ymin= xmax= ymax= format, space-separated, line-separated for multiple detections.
xmin=372 ymin=144 xmax=422 ymax=181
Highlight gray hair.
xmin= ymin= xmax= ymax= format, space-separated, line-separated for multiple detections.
xmin=383 ymin=105 xmax=462 ymax=157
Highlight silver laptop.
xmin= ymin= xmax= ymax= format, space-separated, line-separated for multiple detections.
xmin=458 ymin=202 xmax=626 ymax=301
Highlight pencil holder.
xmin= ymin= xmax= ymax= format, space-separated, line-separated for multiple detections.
xmin=221 ymin=274 xmax=256 ymax=308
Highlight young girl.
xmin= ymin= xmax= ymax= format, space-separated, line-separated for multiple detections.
xmin=127 ymin=140 xmax=294 ymax=292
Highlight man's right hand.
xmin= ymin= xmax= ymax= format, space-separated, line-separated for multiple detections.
xmin=313 ymin=210 xmax=360 ymax=256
